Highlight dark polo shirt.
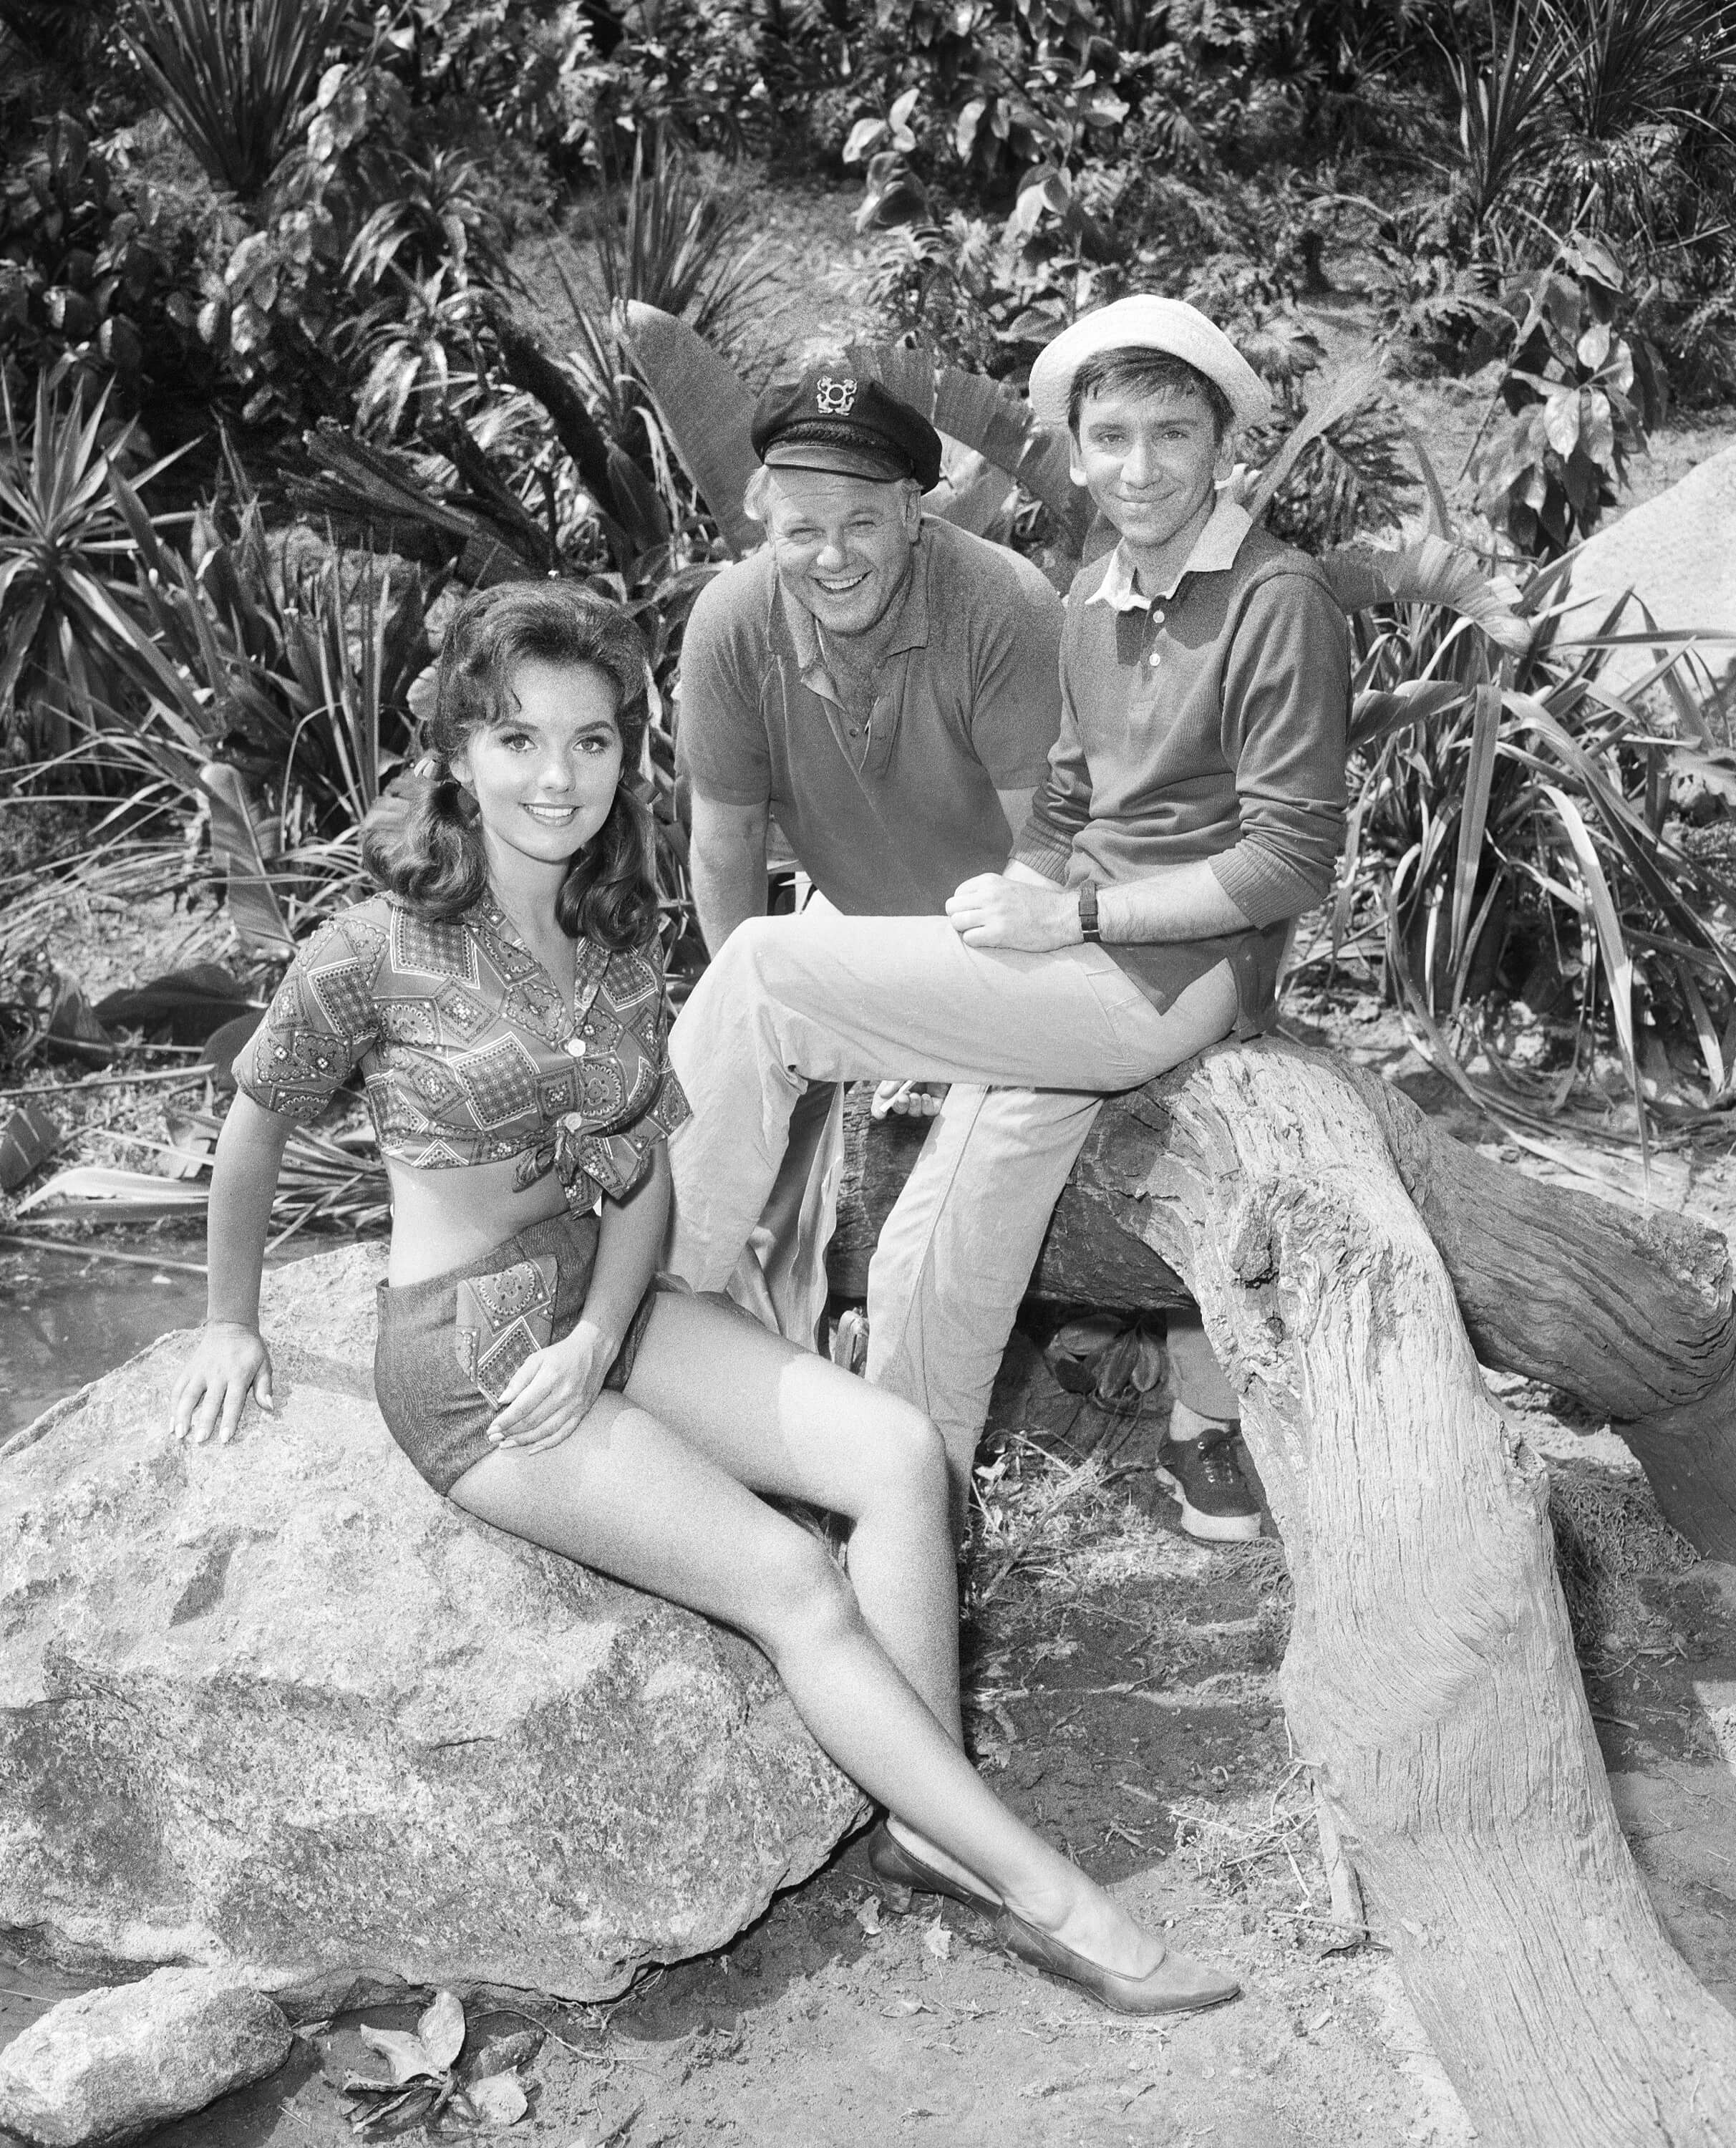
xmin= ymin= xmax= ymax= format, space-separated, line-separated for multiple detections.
xmin=1015 ymin=503 xmax=1349 ymax=1025
xmin=677 ymin=520 xmax=1065 ymax=916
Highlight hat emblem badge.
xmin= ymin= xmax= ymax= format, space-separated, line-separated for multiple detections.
xmin=815 ymin=374 xmax=858 ymax=416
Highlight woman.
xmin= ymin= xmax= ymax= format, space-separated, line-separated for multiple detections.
xmin=170 ymin=581 xmax=1238 ymax=2018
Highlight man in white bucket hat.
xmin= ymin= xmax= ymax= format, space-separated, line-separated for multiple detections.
xmin=665 ymin=294 xmax=1349 ymax=1558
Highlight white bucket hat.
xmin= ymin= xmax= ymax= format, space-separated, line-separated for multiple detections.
xmin=1027 ymin=296 xmax=1272 ymax=434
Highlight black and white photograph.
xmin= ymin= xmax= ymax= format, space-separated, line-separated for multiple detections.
xmin=2 ymin=2 xmax=1736 ymax=2141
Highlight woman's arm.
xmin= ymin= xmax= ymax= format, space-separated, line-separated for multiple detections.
xmin=170 ymin=1093 xmax=294 ymax=1443
xmin=487 ymin=1143 xmax=671 ymax=1453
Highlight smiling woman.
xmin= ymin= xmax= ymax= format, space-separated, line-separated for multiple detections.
xmin=457 ymin=659 xmax=626 ymax=870
xmin=165 ymin=577 xmax=1237 ymax=2022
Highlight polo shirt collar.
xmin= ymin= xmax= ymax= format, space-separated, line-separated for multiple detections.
xmin=1087 ymin=495 xmax=1253 ymax=611
xmin=777 ymin=525 xmax=931 ymax=704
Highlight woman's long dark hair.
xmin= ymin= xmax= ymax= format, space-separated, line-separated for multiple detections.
xmin=362 ymin=581 xmax=659 ymax=951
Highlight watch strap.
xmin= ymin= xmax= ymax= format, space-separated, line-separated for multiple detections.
xmin=1077 ymin=884 xmax=1101 ymax=944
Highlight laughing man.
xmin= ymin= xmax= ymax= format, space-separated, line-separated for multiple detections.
xmin=666 ymin=296 xmax=1350 ymax=1538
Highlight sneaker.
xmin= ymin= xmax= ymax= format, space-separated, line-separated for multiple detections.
xmin=1153 ymin=1426 xmax=1263 ymax=1542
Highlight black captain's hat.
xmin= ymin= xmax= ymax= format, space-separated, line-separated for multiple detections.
xmin=751 ymin=363 xmax=944 ymax=492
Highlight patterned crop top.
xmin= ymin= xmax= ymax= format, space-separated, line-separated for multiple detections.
xmin=232 ymin=891 xmax=692 ymax=1209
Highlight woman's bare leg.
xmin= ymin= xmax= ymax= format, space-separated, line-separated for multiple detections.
xmin=623 ymin=1291 xmax=961 ymax=1740
xmin=447 ymin=1361 xmax=1165 ymax=1980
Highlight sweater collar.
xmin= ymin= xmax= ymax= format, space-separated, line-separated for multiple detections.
xmin=1087 ymin=495 xmax=1253 ymax=611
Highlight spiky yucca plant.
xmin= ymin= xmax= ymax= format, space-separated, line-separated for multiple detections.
xmin=125 ymin=0 xmax=354 ymax=198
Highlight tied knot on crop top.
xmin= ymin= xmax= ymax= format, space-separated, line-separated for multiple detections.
xmin=232 ymin=891 xmax=691 ymax=1209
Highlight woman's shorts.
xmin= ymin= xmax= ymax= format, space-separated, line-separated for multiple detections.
xmin=374 ymin=1209 xmax=659 ymax=1496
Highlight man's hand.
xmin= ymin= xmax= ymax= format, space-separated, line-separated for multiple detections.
xmin=945 ymin=873 xmax=1081 ymax=952
xmin=871 ymin=1080 xmax=947 ymax=1120
xmin=487 ymin=1322 xmax=614 ymax=1455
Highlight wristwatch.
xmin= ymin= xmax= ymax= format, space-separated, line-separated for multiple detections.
xmin=1077 ymin=883 xmax=1101 ymax=944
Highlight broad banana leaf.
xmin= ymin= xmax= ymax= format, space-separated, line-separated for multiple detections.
xmin=847 ymin=341 xmax=1087 ymax=549
xmin=928 ymin=440 xmax=1019 ymax=543
xmin=1321 ymin=536 xmax=1532 ymax=656
xmin=622 ymin=309 xmax=1091 ymax=556
xmin=620 ymin=302 xmax=760 ymax=556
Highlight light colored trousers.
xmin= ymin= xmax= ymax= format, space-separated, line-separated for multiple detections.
xmin=665 ymin=907 xmax=1239 ymax=1477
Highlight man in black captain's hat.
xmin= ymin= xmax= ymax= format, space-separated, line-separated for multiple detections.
xmin=672 ymin=359 xmax=1066 ymax=1360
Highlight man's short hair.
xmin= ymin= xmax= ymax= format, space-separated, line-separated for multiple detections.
xmin=742 ymin=463 xmax=924 ymax=527
xmin=1066 ymin=349 xmax=1234 ymax=443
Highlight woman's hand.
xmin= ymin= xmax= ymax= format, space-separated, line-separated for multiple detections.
xmin=486 ymin=1320 xmax=614 ymax=1455
xmin=170 ymin=1322 xmax=276 ymax=1444
xmin=945 ymin=873 xmax=1081 ymax=952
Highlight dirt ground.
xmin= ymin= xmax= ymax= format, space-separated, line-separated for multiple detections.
xmin=4 ymin=1315 xmax=1735 ymax=2148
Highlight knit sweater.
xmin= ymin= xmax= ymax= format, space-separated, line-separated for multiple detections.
xmin=1014 ymin=512 xmax=1351 ymax=954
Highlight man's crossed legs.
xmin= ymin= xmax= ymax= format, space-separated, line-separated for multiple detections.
xmin=666 ymin=906 xmax=1243 ymax=1512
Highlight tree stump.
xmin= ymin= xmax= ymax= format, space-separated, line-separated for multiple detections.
xmin=833 ymin=1040 xmax=1736 ymax=2147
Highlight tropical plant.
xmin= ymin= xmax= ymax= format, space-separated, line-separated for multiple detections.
xmin=0 ymin=115 xmax=215 ymax=426
xmin=1313 ymin=534 xmax=1736 ymax=1147
xmin=0 ymin=364 xmax=183 ymax=757
xmin=125 ymin=0 xmax=357 ymax=200
xmin=344 ymin=145 xmax=513 ymax=438
xmin=1446 ymin=2 xmax=1558 ymax=240
xmin=587 ymin=136 xmax=778 ymax=364
xmin=210 ymin=57 xmax=517 ymax=436
xmin=81 ymin=453 xmax=435 ymax=942
xmin=1442 ymin=0 xmax=1736 ymax=259
xmin=1469 ymin=238 xmax=1666 ymax=556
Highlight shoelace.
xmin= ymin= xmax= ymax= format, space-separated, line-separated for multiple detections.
xmin=1191 ymin=1432 xmax=1242 ymax=1485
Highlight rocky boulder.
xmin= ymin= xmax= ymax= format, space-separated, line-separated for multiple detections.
xmin=0 ymin=1968 xmax=291 ymax=2146
xmin=0 ymin=1246 xmax=863 ymax=2011
xmin=1562 ymin=442 xmax=1736 ymax=704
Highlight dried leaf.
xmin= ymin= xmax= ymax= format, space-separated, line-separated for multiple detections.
xmin=350 ymin=2083 xmax=437 ymax=2135
xmin=15 ymin=1166 xmax=210 ymax=1219
xmin=921 ymin=1918 xmax=954 ymax=1961
xmin=462 ymin=2072 xmax=530 ymax=2126
xmin=855 ymin=1895 xmax=884 ymax=1937
xmin=418 ymin=1990 xmax=466 ymax=2071
xmin=358 ymin=2025 xmax=442 ymax=2086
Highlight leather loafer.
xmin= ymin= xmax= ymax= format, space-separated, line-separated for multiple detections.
xmin=996 ymin=1908 xmax=1241 ymax=2016
xmin=865 ymin=1822 xmax=1000 ymax=1917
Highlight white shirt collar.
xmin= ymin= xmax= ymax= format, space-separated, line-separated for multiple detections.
xmin=1085 ymin=495 xmax=1253 ymax=611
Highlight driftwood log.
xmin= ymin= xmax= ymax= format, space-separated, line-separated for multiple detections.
xmin=832 ymin=1039 xmax=1736 ymax=2147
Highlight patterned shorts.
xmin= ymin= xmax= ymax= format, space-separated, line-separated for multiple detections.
xmin=373 ymin=1211 xmax=659 ymax=1496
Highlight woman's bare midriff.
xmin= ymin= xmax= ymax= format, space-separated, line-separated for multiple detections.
xmin=381 ymin=1152 xmax=574 ymax=1286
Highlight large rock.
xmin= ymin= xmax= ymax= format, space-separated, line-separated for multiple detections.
xmin=0 ymin=1246 xmax=863 ymax=2010
xmin=0 ymin=1967 xmax=291 ymax=2146
xmin=1562 ymin=444 xmax=1736 ymax=704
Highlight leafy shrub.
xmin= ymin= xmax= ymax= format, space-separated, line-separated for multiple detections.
xmin=0 ymin=0 xmax=123 ymax=134
xmin=209 ymin=59 xmax=514 ymax=434
xmin=0 ymin=115 xmax=218 ymax=434
xmin=1470 ymin=240 xmax=1665 ymax=557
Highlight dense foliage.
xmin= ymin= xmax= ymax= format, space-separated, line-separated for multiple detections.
xmin=1 ymin=0 xmax=1734 ymax=1143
